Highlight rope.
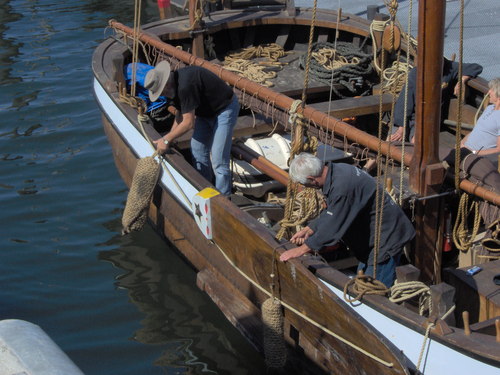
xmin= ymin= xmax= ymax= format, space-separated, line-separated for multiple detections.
xmin=185 ymin=0 xmax=203 ymax=31
xmin=398 ymin=0 xmax=414 ymax=205
xmin=131 ymin=0 xmax=143 ymax=97
xmin=343 ymin=274 xmax=389 ymax=303
xmin=299 ymin=41 xmax=374 ymax=98
xmin=380 ymin=61 xmax=411 ymax=94
xmin=389 ymin=281 xmax=432 ymax=316
xmin=372 ymin=32 xmax=390 ymax=280
xmin=275 ymin=187 xmax=326 ymax=239
xmin=300 ymin=0 xmax=318 ymax=106
xmin=223 ymin=43 xmax=289 ymax=87
xmin=416 ymin=321 xmax=434 ymax=372
xmin=475 ymin=93 xmax=490 ymax=125
xmin=226 ymin=43 xmax=289 ymax=61
xmin=415 ymin=304 xmax=456 ymax=372
xmin=454 ymin=0 xmax=466 ymax=189
xmin=276 ymin=0 xmax=321 ymax=242
xmin=452 ymin=192 xmax=482 ymax=252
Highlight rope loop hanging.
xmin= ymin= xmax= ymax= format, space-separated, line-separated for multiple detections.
xmin=276 ymin=0 xmax=321 ymax=241
xmin=453 ymin=192 xmax=482 ymax=252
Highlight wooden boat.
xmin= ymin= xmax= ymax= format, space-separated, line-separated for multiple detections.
xmin=92 ymin=1 xmax=500 ymax=373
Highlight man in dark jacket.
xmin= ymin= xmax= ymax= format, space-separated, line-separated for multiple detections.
xmin=390 ymin=58 xmax=483 ymax=143
xmin=279 ymin=153 xmax=415 ymax=287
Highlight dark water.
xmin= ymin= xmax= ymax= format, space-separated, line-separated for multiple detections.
xmin=0 ymin=1 xmax=265 ymax=373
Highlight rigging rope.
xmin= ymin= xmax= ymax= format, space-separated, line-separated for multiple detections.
xmin=131 ymin=0 xmax=143 ymax=97
xmin=276 ymin=2 xmax=321 ymax=241
xmin=276 ymin=187 xmax=325 ymax=240
xmin=452 ymin=191 xmax=482 ymax=252
xmin=454 ymin=0 xmax=466 ymax=189
xmin=398 ymin=0 xmax=414 ymax=205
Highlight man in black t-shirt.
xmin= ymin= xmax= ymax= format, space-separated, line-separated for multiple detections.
xmin=145 ymin=61 xmax=239 ymax=196
xmin=279 ymin=153 xmax=415 ymax=287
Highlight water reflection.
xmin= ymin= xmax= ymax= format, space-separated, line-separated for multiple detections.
xmin=98 ymin=226 xmax=265 ymax=374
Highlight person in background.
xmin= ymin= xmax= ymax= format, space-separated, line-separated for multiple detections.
xmin=279 ymin=153 xmax=415 ymax=287
xmin=144 ymin=61 xmax=240 ymax=196
xmin=460 ymin=77 xmax=500 ymax=156
xmin=390 ymin=58 xmax=483 ymax=143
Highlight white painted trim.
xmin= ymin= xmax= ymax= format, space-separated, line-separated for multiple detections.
xmin=93 ymin=78 xmax=198 ymax=212
xmin=322 ymin=280 xmax=499 ymax=374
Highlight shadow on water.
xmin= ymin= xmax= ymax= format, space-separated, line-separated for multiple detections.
xmin=98 ymin=224 xmax=267 ymax=375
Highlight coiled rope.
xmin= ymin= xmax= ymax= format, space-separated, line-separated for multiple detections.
xmin=299 ymin=41 xmax=374 ymax=97
xmin=223 ymin=43 xmax=289 ymax=87
xmin=276 ymin=187 xmax=326 ymax=240
xmin=344 ymin=277 xmax=433 ymax=318
xmin=343 ymin=274 xmax=389 ymax=303
xmin=389 ymin=281 xmax=432 ymax=316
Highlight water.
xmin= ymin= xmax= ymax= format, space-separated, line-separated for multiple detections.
xmin=0 ymin=1 xmax=264 ymax=373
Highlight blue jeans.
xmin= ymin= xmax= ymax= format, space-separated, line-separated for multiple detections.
xmin=191 ymin=95 xmax=239 ymax=196
xmin=357 ymin=253 xmax=401 ymax=288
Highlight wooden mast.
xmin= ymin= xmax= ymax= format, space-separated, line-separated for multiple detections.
xmin=410 ymin=0 xmax=447 ymax=282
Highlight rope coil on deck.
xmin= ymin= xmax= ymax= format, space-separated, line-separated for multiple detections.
xmin=299 ymin=41 xmax=374 ymax=97
xmin=389 ymin=281 xmax=432 ymax=316
xmin=223 ymin=43 xmax=289 ymax=87
xmin=343 ymin=274 xmax=389 ymax=303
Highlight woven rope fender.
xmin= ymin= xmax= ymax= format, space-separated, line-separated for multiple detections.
xmin=121 ymin=156 xmax=161 ymax=235
xmin=262 ymin=297 xmax=287 ymax=369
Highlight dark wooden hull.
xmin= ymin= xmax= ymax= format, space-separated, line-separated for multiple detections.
xmin=93 ymin=5 xmax=500 ymax=374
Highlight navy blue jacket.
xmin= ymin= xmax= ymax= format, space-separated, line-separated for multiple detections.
xmin=305 ymin=163 xmax=415 ymax=265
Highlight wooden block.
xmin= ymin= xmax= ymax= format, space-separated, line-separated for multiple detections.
xmin=395 ymin=264 xmax=421 ymax=282
xmin=430 ymin=282 xmax=456 ymax=326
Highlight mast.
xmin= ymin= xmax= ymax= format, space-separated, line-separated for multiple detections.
xmin=410 ymin=0 xmax=447 ymax=282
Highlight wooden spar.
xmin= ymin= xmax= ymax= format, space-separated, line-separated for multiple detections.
xmin=231 ymin=143 xmax=289 ymax=186
xmin=189 ymin=0 xmax=205 ymax=58
xmin=410 ymin=0 xmax=445 ymax=193
xmin=109 ymin=20 xmax=406 ymax=163
xmin=411 ymin=0 xmax=447 ymax=283
xmin=461 ymin=180 xmax=500 ymax=206
xmin=109 ymin=20 xmax=500 ymax=206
